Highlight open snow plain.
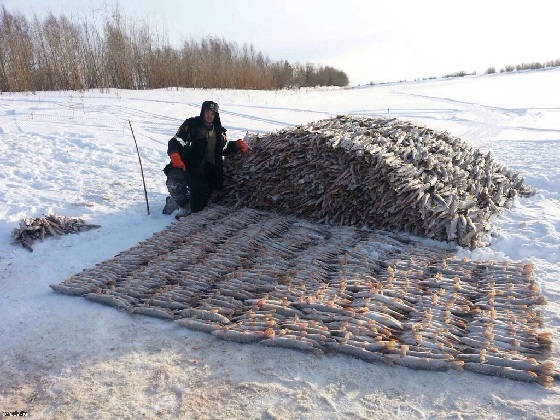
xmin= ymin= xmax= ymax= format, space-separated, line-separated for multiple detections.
xmin=1 ymin=69 xmax=559 ymax=418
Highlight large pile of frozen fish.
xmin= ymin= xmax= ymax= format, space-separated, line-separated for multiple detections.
xmin=51 ymin=206 xmax=554 ymax=385
xmin=221 ymin=115 xmax=536 ymax=248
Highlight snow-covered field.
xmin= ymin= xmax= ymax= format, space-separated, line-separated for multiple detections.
xmin=1 ymin=69 xmax=559 ymax=418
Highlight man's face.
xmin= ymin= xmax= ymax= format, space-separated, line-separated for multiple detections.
xmin=203 ymin=109 xmax=215 ymax=124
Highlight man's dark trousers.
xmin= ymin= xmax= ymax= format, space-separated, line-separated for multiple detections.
xmin=166 ymin=163 xmax=218 ymax=213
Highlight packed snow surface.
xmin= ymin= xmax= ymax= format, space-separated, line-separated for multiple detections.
xmin=1 ymin=69 xmax=560 ymax=418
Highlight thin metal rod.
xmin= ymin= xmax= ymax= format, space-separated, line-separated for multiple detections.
xmin=128 ymin=120 xmax=150 ymax=215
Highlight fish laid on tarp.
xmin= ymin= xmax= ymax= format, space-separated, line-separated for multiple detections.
xmin=51 ymin=206 xmax=553 ymax=386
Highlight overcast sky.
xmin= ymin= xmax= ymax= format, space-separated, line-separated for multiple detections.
xmin=2 ymin=0 xmax=559 ymax=85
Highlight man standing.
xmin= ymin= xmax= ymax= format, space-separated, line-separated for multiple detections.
xmin=162 ymin=101 xmax=249 ymax=218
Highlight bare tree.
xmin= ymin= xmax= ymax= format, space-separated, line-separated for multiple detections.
xmin=0 ymin=6 xmax=350 ymax=92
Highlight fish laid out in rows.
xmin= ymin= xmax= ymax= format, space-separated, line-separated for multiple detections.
xmin=221 ymin=115 xmax=535 ymax=248
xmin=51 ymin=206 xmax=554 ymax=386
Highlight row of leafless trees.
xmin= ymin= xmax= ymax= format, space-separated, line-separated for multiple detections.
xmin=496 ymin=59 xmax=560 ymax=74
xmin=420 ymin=57 xmax=560 ymax=81
xmin=444 ymin=59 xmax=560 ymax=78
xmin=0 ymin=7 xmax=349 ymax=92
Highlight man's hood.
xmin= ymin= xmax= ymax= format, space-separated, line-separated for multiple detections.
xmin=199 ymin=101 xmax=224 ymax=131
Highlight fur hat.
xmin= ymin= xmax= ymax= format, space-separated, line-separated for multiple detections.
xmin=200 ymin=101 xmax=219 ymax=116
xmin=200 ymin=101 xmax=224 ymax=131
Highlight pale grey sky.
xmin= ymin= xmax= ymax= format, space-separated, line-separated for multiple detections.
xmin=2 ymin=0 xmax=559 ymax=85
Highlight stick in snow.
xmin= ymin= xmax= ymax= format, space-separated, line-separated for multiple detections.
xmin=128 ymin=120 xmax=150 ymax=215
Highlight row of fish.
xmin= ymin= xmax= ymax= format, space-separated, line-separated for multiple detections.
xmin=51 ymin=206 xmax=553 ymax=385
xmin=220 ymin=115 xmax=535 ymax=248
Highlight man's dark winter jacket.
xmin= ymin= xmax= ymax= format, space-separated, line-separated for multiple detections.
xmin=163 ymin=115 xmax=238 ymax=189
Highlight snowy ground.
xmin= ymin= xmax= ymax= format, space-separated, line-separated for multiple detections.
xmin=1 ymin=69 xmax=560 ymax=418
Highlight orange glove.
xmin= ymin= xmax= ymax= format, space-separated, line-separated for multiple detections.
xmin=170 ymin=152 xmax=186 ymax=171
xmin=236 ymin=139 xmax=249 ymax=154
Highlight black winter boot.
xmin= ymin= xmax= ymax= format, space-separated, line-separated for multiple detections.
xmin=162 ymin=196 xmax=179 ymax=215
xmin=175 ymin=207 xmax=191 ymax=219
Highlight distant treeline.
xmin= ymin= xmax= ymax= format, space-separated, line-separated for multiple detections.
xmin=489 ymin=59 xmax=560 ymax=74
xmin=438 ymin=59 xmax=560 ymax=80
xmin=429 ymin=58 xmax=560 ymax=81
xmin=367 ymin=58 xmax=560 ymax=86
xmin=0 ymin=7 xmax=349 ymax=92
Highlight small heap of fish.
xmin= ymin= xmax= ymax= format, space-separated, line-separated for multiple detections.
xmin=221 ymin=115 xmax=535 ymax=248
xmin=12 ymin=214 xmax=100 ymax=251
xmin=51 ymin=206 xmax=554 ymax=386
